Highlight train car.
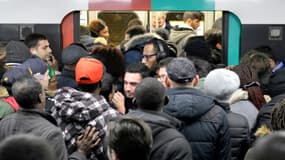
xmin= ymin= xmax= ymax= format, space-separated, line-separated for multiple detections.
xmin=0 ymin=0 xmax=285 ymax=66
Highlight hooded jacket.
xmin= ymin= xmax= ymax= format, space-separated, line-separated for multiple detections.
xmin=51 ymin=87 xmax=120 ymax=160
xmin=128 ymin=109 xmax=192 ymax=160
xmin=164 ymin=87 xmax=231 ymax=160
xmin=168 ymin=26 xmax=196 ymax=57
xmin=124 ymin=33 xmax=162 ymax=67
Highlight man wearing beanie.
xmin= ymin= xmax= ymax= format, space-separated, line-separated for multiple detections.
xmin=164 ymin=57 xmax=231 ymax=160
xmin=127 ymin=78 xmax=192 ymax=160
xmin=51 ymin=57 xmax=120 ymax=160
xmin=204 ymin=68 xmax=250 ymax=160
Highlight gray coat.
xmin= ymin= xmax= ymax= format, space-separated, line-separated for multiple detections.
xmin=0 ymin=108 xmax=86 ymax=160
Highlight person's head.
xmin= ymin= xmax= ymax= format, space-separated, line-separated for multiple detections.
xmin=125 ymin=25 xmax=146 ymax=40
xmin=156 ymin=57 xmax=173 ymax=88
xmin=127 ymin=18 xmax=143 ymax=28
xmin=271 ymin=98 xmax=285 ymax=131
xmin=75 ymin=57 xmax=104 ymax=93
xmin=61 ymin=43 xmax=89 ymax=69
xmin=124 ymin=63 xmax=150 ymax=98
xmin=105 ymin=117 xmax=152 ymax=160
xmin=245 ymin=131 xmax=285 ymax=160
xmin=240 ymin=49 xmax=271 ymax=79
xmin=151 ymin=12 xmax=167 ymax=29
xmin=204 ymin=28 xmax=222 ymax=50
xmin=184 ymin=36 xmax=212 ymax=62
xmin=183 ymin=11 xmax=204 ymax=30
xmin=88 ymin=19 xmax=110 ymax=40
xmin=22 ymin=58 xmax=50 ymax=90
xmin=5 ymin=40 xmax=32 ymax=63
xmin=24 ymin=33 xmax=52 ymax=61
xmin=166 ymin=57 xmax=198 ymax=88
xmin=142 ymin=39 xmax=170 ymax=70
xmin=91 ymin=45 xmax=124 ymax=78
xmin=134 ymin=77 xmax=167 ymax=111
xmin=12 ymin=77 xmax=45 ymax=110
xmin=0 ymin=134 xmax=55 ymax=160
xmin=204 ymin=68 xmax=240 ymax=101
xmin=153 ymin=28 xmax=170 ymax=40
xmin=232 ymin=64 xmax=266 ymax=109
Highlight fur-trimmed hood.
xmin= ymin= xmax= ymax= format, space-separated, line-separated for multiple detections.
xmin=124 ymin=33 xmax=163 ymax=51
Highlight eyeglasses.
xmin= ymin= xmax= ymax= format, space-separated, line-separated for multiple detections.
xmin=141 ymin=53 xmax=157 ymax=61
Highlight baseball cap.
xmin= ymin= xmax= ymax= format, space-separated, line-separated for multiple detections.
xmin=75 ymin=57 xmax=104 ymax=84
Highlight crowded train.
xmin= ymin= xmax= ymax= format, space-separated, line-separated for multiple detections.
xmin=0 ymin=0 xmax=285 ymax=160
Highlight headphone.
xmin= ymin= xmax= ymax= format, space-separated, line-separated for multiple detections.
xmin=153 ymin=39 xmax=169 ymax=61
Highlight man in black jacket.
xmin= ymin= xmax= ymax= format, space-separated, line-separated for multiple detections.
xmin=164 ymin=57 xmax=231 ymax=160
xmin=127 ymin=77 xmax=192 ymax=160
xmin=204 ymin=68 xmax=250 ymax=160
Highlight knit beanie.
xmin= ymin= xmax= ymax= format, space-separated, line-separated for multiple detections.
xmin=204 ymin=68 xmax=240 ymax=100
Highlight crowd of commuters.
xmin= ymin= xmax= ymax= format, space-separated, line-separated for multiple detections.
xmin=0 ymin=11 xmax=285 ymax=160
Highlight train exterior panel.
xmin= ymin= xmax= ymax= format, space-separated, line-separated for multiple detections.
xmin=0 ymin=0 xmax=285 ymax=65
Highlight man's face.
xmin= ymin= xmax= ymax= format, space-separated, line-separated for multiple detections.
xmin=142 ymin=43 xmax=157 ymax=69
xmin=31 ymin=40 xmax=52 ymax=61
xmin=190 ymin=19 xmax=201 ymax=30
xmin=152 ymin=15 xmax=165 ymax=28
xmin=124 ymin=72 xmax=142 ymax=98
xmin=156 ymin=67 xmax=168 ymax=88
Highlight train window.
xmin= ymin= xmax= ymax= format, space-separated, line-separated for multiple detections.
xmin=80 ymin=11 xmax=222 ymax=46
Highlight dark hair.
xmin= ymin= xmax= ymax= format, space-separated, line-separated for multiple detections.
xmin=247 ymin=131 xmax=285 ymax=160
xmin=127 ymin=18 xmax=143 ymax=28
xmin=80 ymin=25 xmax=91 ymax=36
xmin=91 ymin=45 xmax=125 ymax=78
xmin=125 ymin=62 xmax=150 ymax=79
xmin=106 ymin=117 xmax=152 ymax=160
xmin=240 ymin=49 xmax=271 ymax=79
xmin=125 ymin=25 xmax=146 ymax=39
xmin=158 ymin=57 xmax=174 ymax=68
xmin=232 ymin=65 xmax=266 ymax=110
xmin=183 ymin=12 xmax=204 ymax=22
xmin=12 ymin=77 xmax=42 ymax=108
xmin=88 ymin=19 xmax=107 ymax=37
xmin=271 ymin=98 xmax=285 ymax=130
xmin=0 ymin=134 xmax=55 ymax=160
xmin=204 ymin=28 xmax=222 ymax=48
xmin=134 ymin=77 xmax=166 ymax=110
xmin=78 ymin=83 xmax=100 ymax=93
xmin=153 ymin=28 xmax=169 ymax=40
xmin=24 ymin=33 xmax=48 ymax=48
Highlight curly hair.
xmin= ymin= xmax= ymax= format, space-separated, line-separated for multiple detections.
xmin=271 ymin=98 xmax=285 ymax=130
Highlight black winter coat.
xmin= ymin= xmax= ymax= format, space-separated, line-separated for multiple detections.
xmin=164 ymin=87 xmax=231 ymax=160
xmin=128 ymin=109 xmax=192 ymax=160
xmin=218 ymin=102 xmax=250 ymax=160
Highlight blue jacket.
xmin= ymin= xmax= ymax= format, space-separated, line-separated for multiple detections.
xmin=164 ymin=87 xmax=231 ymax=160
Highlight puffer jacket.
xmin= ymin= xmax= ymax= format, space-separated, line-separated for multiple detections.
xmin=218 ymin=102 xmax=250 ymax=160
xmin=164 ymin=87 xmax=231 ymax=160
